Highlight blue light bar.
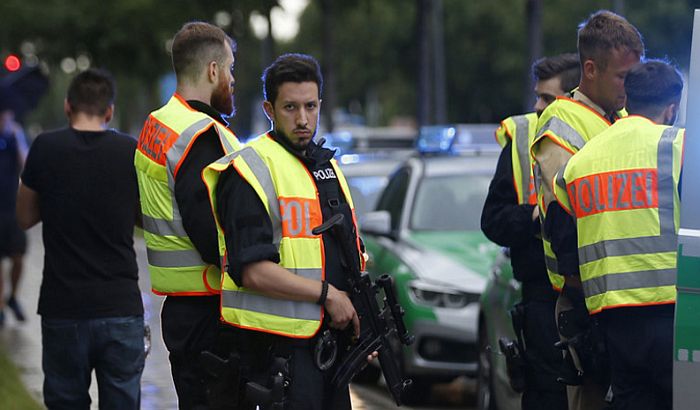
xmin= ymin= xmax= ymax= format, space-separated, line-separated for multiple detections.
xmin=416 ymin=126 xmax=459 ymax=153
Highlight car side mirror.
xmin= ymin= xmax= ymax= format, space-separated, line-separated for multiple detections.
xmin=360 ymin=210 xmax=392 ymax=237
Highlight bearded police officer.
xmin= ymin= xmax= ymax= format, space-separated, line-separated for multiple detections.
xmin=203 ymin=53 xmax=365 ymax=410
xmin=135 ymin=22 xmax=241 ymax=409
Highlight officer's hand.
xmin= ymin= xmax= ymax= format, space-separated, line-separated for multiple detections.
xmin=325 ymin=285 xmax=360 ymax=336
xmin=532 ymin=205 xmax=540 ymax=221
xmin=367 ymin=351 xmax=378 ymax=362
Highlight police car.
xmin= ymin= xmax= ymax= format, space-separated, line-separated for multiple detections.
xmin=357 ymin=125 xmax=501 ymax=394
xmin=477 ymin=252 xmax=521 ymax=410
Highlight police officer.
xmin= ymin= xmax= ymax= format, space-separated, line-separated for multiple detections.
xmin=551 ymin=60 xmax=682 ymax=410
xmin=481 ymin=53 xmax=579 ymax=410
xmin=135 ymin=22 xmax=241 ymax=409
xmin=203 ymin=53 xmax=363 ymax=410
xmin=532 ymin=10 xmax=644 ymax=410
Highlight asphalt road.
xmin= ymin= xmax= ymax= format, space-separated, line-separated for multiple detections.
xmin=0 ymin=226 xmax=476 ymax=410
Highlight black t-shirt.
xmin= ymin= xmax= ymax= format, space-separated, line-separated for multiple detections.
xmin=21 ymin=127 xmax=143 ymax=319
xmin=217 ymin=133 xmax=360 ymax=293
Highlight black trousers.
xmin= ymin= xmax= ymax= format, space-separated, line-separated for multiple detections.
xmin=598 ymin=304 xmax=674 ymax=410
xmin=161 ymin=295 xmax=221 ymax=410
xmin=235 ymin=328 xmax=351 ymax=410
xmin=520 ymin=284 xmax=568 ymax=410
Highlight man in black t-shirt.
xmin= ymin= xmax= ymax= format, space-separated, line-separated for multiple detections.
xmin=16 ymin=69 xmax=144 ymax=410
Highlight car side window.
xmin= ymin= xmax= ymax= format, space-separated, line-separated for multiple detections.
xmin=376 ymin=167 xmax=410 ymax=231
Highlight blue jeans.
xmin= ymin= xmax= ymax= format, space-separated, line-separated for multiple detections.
xmin=41 ymin=315 xmax=145 ymax=410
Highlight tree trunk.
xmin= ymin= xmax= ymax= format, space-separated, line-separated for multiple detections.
xmin=432 ymin=0 xmax=447 ymax=124
xmin=320 ymin=0 xmax=336 ymax=132
xmin=524 ymin=0 xmax=543 ymax=112
xmin=416 ymin=0 xmax=432 ymax=127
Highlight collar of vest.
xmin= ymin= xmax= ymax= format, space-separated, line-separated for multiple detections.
xmin=172 ymin=93 xmax=229 ymax=128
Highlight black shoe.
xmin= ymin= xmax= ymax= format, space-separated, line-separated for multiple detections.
xmin=0 ymin=310 xmax=5 ymax=327
xmin=7 ymin=297 xmax=26 ymax=322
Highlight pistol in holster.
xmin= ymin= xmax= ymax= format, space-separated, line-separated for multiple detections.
xmin=200 ymin=350 xmax=243 ymax=410
xmin=501 ymin=303 xmax=527 ymax=393
xmin=244 ymin=356 xmax=291 ymax=410
xmin=555 ymin=308 xmax=609 ymax=386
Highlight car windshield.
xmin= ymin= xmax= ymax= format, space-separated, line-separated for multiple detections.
xmin=411 ymin=173 xmax=491 ymax=231
xmin=346 ymin=175 xmax=389 ymax=217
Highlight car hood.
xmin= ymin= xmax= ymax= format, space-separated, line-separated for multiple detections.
xmin=397 ymin=231 xmax=499 ymax=293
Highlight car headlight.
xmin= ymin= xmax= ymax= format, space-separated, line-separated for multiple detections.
xmin=408 ymin=281 xmax=479 ymax=309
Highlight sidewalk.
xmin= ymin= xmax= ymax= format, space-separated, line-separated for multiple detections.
xmin=0 ymin=225 xmax=178 ymax=409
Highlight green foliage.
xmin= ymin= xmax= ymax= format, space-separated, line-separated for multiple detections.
xmin=2 ymin=0 xmax=700 ymax=130
xmin=290 ymin=0 xmax=700 ymax=125
xmin=0 ymin=344 xmax=43 ymax=410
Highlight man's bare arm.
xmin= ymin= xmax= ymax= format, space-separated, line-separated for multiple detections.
xmin=535 ymin=138 xmax=573 ymax=208
xmin=16 ymin=182 xmax=40 ymax=229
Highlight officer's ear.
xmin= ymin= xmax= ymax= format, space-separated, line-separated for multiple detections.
xmin=582 ymin=59 xmax=597 ymax=81
xmin=262 ymin=100 xmax=274 ymax=122
xmin=662 ymin=102 xmax=679 ymax=126
xmin=207 ymin=60 xmax=219 ymax=84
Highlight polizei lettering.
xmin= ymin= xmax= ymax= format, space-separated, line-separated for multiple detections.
xmin=567 ymin=168 xmax=658 ymax=218
xmin=313 ymin=168 xmax=337 ymax=181
xmin=137 ymin=116 xmax=178 ymax=165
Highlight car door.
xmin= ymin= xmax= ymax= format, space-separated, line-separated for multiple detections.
xmin=362 ymin=165 xmax=411 ymax=278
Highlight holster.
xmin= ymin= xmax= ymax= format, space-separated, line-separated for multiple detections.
xmin=201 ymin=350 xmax=242 ymax=410
xmin=499 ymin=337 xmax=526 ymax=393
xmin=555 ymin=288 xmax=609 ymax=386
xmin=244 ymin=356 xmax=291 ymax=410
xmin=502 ymin=303 xmax=528 ymax=392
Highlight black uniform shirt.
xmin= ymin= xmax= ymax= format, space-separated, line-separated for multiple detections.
xmin=217 ymin=132 xmax=359 ymax=292
xmin=481 ymin=140 xmax=549 ymax=285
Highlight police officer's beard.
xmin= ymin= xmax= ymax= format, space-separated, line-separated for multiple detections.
xmin=275 ymin=128 xmax=314 ymax=153
xmin=212 ymin=79 xmax=236 ymax=118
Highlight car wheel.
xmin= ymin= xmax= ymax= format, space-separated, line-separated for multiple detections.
xmin=477 ymin=320 xmax=498 ymax=410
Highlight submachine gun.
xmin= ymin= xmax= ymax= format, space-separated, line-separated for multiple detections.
xmin=312 ymin=213 xmax=415 ymax=406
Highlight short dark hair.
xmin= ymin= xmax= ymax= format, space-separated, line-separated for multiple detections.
xmin=533 ymin=53 xmax=581 ymax=93
xmin=66 ymin=68 xmax=116 ymax=116
xmin=625 ymin=59 xmax=683 ymax=118
xmin=578 ymin=10 xmax=644 ymax=69
xmin=171 ymin=21 xmax=236 ymax=83
xmin=262 ymin=53 xmax=323 ymax=104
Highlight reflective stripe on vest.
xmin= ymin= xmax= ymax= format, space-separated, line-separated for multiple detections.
xmin=511 ymin=114 xmax=537 ymax=205
xmin=560 ymin=120 xmax=682 ymax=313
xmin=533 ymin=98 xmax=621 ymax=291
xmin=203 ymin=134 xmax=363 ymax=338
xmin=135 ymin=94 xmax=241 ymax=295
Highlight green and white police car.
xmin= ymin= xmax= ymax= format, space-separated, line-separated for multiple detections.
xmin=356 ymin=126 xmax=502 ymax=390
xmin=477 ymin=251 xmax=522 ymax=410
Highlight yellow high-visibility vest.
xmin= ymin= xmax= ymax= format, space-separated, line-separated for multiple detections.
xmin=532 ymin=97 xmax=624 ymax=291
xmin=135 ymin=94 xmax=241 ymax=296
xmin=496 ymin=113 xmax=538 ymax=205
xmin=554 ymin=116 xmax=683 ymax=314
xmin=203 ymin=134 xmax=364 ymax=338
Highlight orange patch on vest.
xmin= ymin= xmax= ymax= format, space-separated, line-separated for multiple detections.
xmin=280 ymin=197 xmax=323 ymax=239
xmin=138 ymin=116 xmax=179 ymax=165
xmin=567 ymin=168 xmax=658 ymax=218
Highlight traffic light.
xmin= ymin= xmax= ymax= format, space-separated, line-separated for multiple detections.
xmin=4 ymin=54 xmax=21 ymax=72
